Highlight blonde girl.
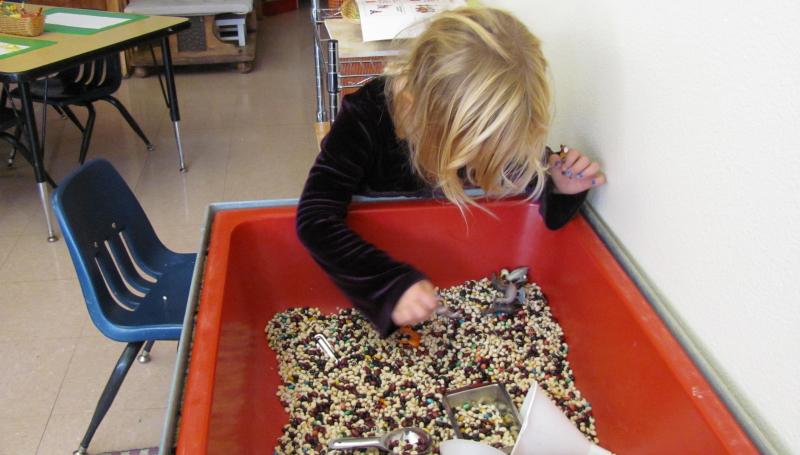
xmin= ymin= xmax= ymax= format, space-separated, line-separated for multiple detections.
xmin=296 ymin=7 xmax=606 ymax=337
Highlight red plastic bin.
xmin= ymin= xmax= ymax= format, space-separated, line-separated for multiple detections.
xmin=166 ymin=199 xmax=758 ymax=454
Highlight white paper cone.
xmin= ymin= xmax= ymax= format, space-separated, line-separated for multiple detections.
xmin=439 ymin=439 xmax=506 ymax=455
xmin=511 ymin=383 xmax=612 ymax=455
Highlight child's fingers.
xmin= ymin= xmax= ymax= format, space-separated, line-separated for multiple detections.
xmin=547 ymin=153 xmax=563 ymax=169
xmin=417 ymin=296 xmax=436 ymax=314
xmin=588 ymin=173 xmax=607 ymax=187
xmin=410 ymin=305 xmax=428 ymax=322
xmin=561 ymin=147 xmax=582 ymax=170
xmin=576 ymin=161 xmax=601 ymax=179
xmin=566 ymin=156 xmax=591 ymax=178
xmin=420 ymin=295 xmax=439 ymax=311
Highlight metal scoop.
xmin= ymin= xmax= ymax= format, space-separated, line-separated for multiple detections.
xmin=328 ymin=427 xmax=432 ymax=452
xmin=434 ymin=294 xmax=463 ymax=319
xmin=435 ymin=304 xmax=463 ymax=319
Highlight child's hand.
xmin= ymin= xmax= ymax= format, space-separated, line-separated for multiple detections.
xmin=392 ymin=280 xmax=439 ymax=326
xmin=548 ymin=147 xmax=606 ymax=195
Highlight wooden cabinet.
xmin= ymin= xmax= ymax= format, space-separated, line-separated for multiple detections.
xmin=34 ymin=0 xmax=126 ymax=12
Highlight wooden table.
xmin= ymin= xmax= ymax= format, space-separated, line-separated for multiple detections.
xmin=0 ymin=6 xmax=189 ymax=242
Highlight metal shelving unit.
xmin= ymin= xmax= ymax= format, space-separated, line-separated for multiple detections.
xmin=311 ymin=0 xmax=396 ymax=123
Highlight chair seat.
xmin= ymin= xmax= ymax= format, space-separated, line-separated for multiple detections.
xmin=23 ymin=79 xmax=116 ymax=105
xmin=98 ymin=252 xmax=196 ymax=343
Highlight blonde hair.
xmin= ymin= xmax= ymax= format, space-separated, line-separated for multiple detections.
xmin=385 ymin=7 xmax=551 ymax=209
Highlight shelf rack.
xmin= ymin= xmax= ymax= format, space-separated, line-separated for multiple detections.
xmin=311 ymin=0 xmax=396 ymax=123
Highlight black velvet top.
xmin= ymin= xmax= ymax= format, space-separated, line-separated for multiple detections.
xmin=296 ymin=78 xmax=586 ymax=338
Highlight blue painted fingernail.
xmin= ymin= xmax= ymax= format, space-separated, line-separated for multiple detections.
xmin=591 ymin=179 xmax=596 ymax=185
xmin=577 ymin=172 xmax=584 ymax=179
xmin=554 ymin=160 xmax=562 ymax=167
xmin=565 ymin=170 xmax=573 ymax=177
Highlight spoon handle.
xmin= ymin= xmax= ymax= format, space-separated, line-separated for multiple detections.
xmin=328 ymin=436 xmax=385 ymax=451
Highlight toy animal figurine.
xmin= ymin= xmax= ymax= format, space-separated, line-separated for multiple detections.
xmin=398 ymin=326 xmax=421 ymax=348
xmin=485 ymin=267 xmax=529 ymax=316
xmin=502 ymin=266 xmax=528 ymax=286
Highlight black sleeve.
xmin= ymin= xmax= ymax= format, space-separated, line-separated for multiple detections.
xmin=296 ymin=94 xmax=426 ymax=338
xmin=537 ymin=177 xmax=588 ymax=229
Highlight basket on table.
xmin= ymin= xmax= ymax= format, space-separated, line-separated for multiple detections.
xmin=0 ymin=14 xmax=44 ymax=37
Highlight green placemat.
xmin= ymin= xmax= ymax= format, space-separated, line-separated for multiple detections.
xmin=0 ymin=35 xmax=56 ymax=60
xmin=44 ymin=8 xmax=146 ymax=35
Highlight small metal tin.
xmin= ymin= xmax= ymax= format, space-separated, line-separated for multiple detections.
xmin=442 ymin=382 xmax=522 ymax=454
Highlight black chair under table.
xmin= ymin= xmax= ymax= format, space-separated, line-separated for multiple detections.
xmin=12 ymin=54 xmax=154 ymax=165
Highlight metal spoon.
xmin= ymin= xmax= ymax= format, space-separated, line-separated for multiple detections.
xmin=328 ymin=427 xmax=432 ymax=452
xmin=434 ymin=294 xmax=463 ymax=319
xmin=435 ymin=304 xmax=463 ymax=319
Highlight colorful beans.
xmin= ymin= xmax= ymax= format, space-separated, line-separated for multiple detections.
xmin=266 ymin=277 xmax=600 ymax=454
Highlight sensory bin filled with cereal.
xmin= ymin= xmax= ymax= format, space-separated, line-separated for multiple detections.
xmin=266 ymin=269 xmax=599 ymax=454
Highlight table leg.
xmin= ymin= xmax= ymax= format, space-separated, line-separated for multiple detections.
xmin=313 ymin=34 xmax=326 ymax=122
xmin=18 ymin=81 xmax=58 ymax=242
xmin=160 ymin=36 xmax=186 ymax=173
xmin=311 ymin=0 xmax=325 ymax=122
xmin=327 ymin=39 xmax=339 ymax=122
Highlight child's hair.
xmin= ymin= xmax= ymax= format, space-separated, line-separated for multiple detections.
xmin=385 ymin=7 xmax=551 ymax=209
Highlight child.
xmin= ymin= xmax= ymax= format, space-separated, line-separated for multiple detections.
xmin=296 ymin=7 xmax=606 ymax=338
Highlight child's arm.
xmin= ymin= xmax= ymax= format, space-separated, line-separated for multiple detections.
xmin=296 ymin=93 xmax=428 ymax=338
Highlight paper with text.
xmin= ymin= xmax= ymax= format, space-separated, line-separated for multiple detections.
xmin=356 ymin=0 xmax=466 ymax=42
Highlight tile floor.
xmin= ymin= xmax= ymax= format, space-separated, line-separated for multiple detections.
xmin=0 ymin=6 xmax=320 ymax=454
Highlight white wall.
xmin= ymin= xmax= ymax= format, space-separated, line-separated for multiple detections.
xmin=483 ymin=0 xmax=800 ymax=452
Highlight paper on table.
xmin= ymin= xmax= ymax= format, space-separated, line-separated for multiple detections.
xmin=0 ymin=42 xmax=29 ymax=56
xmin=356 ymin=0 xmax=466 ymax=42
xmin=45 ymin=12 xmax=131 ymax=30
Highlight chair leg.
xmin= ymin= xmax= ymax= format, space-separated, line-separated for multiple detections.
xmin=6 ymin=125 xmax=21 ymax=167
xmin=78 ymin=104 xmax=96 ymax=165
xmin=138 ymin=340 xmax=155 ymax=363
xmin=52 ymin=105 xmax=67 ymax=119
xmin=103 ymin=96 xmax=154 ymax=151
xmin=74 ymin=341 xmax=144 ymax=455
xmin=61 ymin=106 xmax=85 ymax=133
xmin=1 ymin=131 xmax=57 ymax=187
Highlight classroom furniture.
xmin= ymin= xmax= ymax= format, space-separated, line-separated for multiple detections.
xmin=52 ymin=159 xmax=196 ymax=455
xmin=2 ymin=83 xmax=62 ymax=186
xmin=0 ymin=5 xmax=189 ymax=242
xmin=1 ymin=84 xmax=25 ymax=167
xmin=11 ymin=54 xmax=154 ymax=165
xmin=158 ymin=198 xmax=760 ymax=455
xmin=310 ymin=0 xmax=396 ymax=123
xmin=34 ymin=0 xmax=124 ymax=10
xmin=262 ymin=0 xmax=298 ymax=16
xmin=124 ymin=0 xmax=258 ymax=74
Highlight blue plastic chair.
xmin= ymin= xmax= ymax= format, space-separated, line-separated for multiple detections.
xmin=52 ymin=159 xmax=196 ymax=455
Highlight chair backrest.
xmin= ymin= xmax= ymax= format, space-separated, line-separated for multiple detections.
xmin=52 ymin=159 xmax=172 ymax=339
xmin=57 ymin=54 xmax=123 ymax=93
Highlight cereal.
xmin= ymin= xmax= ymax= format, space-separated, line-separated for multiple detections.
xmin=266 ymin=277 xmax=600 ymax=454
